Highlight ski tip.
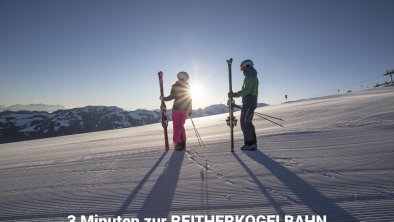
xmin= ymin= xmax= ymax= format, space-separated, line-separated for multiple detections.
xmin=227 ymin=58 xmax=233 ymax=64
xmin=158 ymin=71 xmax=163 ymax=76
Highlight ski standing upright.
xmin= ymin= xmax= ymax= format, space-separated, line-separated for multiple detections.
xmin=226 ymin=58 xmax=237 ymax=152
xmin=158 ymin=71 xmax=170 ymax=151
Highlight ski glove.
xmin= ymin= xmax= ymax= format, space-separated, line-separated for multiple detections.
xmin=159 ymin=96 xmax=164 ymax=101
xmin=228 ymin=92 xmax=238 ymax=98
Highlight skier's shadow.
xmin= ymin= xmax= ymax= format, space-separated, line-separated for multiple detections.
xmin=233 ymin=152 xmax=286 ymax=215
xmin=115 ymin=151 xmax=168 ymax=217
xmin=137 ymin=151 xmax=185 ymax=220
xmin=242 ymin=150 xmax=357 ymax=221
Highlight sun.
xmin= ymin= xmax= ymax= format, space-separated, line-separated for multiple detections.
xmin=187 ymin=65 xmax=212 ymax=108
xmin=190 ymin=84 xmax=203 ymax=99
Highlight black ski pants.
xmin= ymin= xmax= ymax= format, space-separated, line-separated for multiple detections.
xmin=241 ymin=95 xmax=257 ymax=145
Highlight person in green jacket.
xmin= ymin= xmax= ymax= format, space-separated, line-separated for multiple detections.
xmin=228 ymin=59 xmax=259 ymax=150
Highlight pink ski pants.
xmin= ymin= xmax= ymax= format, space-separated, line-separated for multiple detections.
xmin=172 ymin=109 xmax=188 ymax=144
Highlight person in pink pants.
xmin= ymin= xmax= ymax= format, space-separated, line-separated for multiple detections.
xmin=160 ymin=71 xmax=192 ymax=150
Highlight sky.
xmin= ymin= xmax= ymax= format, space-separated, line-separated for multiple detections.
xmin=1 ymin=0 xmax=393 ymax=110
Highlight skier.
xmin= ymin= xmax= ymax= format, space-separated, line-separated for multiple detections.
xmin=228 ymin=59 xmax=259 ymax=151
xmin=160 ymin=71 xmax=192 ymax=150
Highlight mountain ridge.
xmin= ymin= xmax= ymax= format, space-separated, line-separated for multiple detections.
xmin=0 ymin=104 xmax=65 ymax=112
xmin=0 ymin=103 xmax=267 ymax=144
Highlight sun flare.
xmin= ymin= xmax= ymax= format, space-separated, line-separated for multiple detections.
xmin=190 ymin=84 xmax=203 ymax=99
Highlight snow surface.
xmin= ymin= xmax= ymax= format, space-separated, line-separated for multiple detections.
xmin=0 ymin=87 xmax=393 ymax=222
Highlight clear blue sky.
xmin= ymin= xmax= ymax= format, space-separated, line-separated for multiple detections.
xmin=1 ymin=0 xmax=393 ymax=110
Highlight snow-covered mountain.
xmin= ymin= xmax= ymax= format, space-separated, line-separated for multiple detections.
xmin=0 ymin=103 xmax=268 ymax=144
xmin=0 ymin=106 xmax=161 ymax=144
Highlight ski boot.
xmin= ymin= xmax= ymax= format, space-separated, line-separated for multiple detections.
xmin=241 ymin=144 xmax=257 ymax=151
xmin=181 ymin=141 xmax=186 ymax=150
xmin=174 ymin=142 xmax=186 ymax=151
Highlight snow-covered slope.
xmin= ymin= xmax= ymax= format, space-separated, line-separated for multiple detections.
xmin=0 ymin=87 xmax=393 ymax=222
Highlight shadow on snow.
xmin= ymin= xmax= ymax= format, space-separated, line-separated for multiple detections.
xmin=136 ymin=151 xmax=185 ymax=219
xmin=241 ymin=149 xmax=357 ymax=221
xmin=115 ymin=151 xmax=168 ymax=217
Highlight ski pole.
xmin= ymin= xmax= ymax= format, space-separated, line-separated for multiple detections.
xmin=254 ymin=112 xmax=284 ymax=121
xmin=194 ymin=121 xmax=205 ymax=147
xmin=254 ymin=113 xmax=284 ymax=128
xmin=194 ymin=123 xmax=205 ymax=147
xmin=191 ymin=122 xmax=202 ymax=147
xmin=190 ymin=116 xmax=205 ymax=148
xmin=234 ymin=104 xmax=284 ymax=122
xmin=233 ymin=104 xmax=242 ymax=109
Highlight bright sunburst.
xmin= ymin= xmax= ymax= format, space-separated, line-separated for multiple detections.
xmin=190 ymin=84 xmax=203 ymax=99
xmin=188 ymin=61 xmax=215 ymax=108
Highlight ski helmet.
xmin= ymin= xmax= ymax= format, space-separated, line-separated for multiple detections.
xmin=240 ymin=59 xmax=254 ymax=68
xmin=177 ymin=71 xmax=189 ymax=81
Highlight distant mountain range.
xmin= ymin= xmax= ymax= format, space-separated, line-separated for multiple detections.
xmin=0 ymin=103 xmax=267 ymax=144
xmin=0 ymin=104 xmax=65 ymax=112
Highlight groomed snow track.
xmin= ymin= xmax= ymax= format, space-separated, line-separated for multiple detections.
xmin=1 ymin=87 xmax=393 ymax=222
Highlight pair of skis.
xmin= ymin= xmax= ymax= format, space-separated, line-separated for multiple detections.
xmin=158 ymin=71 xmax=170 ymax=151
xmin=226 ymin=58 xmax=237 ymax=152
